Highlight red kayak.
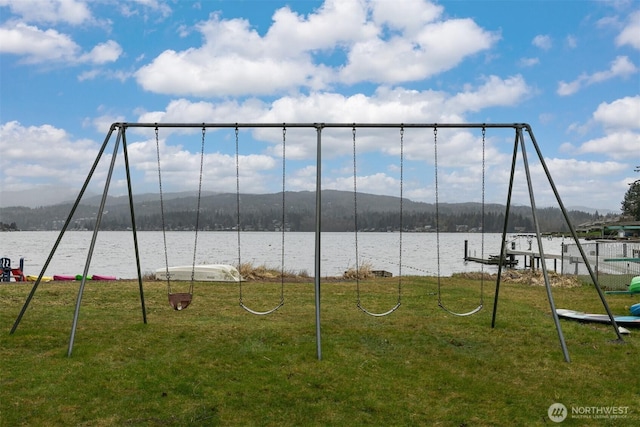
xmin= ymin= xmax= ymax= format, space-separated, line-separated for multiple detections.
xmin=92 ymin=275 xmax=116 ymax=281
xmin=53 ymin=275 xmax=77 ymax=281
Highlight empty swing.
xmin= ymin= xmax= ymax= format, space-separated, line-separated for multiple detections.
xmin=235 ymin=125 xmax=286 ymax=315
xmin=434 ymin=125 xmax=485 ymax=316
xmin=155 ymin=125 xmax=206 ymax=311
xmin=352 ymin=125 xmax=403 ymax=317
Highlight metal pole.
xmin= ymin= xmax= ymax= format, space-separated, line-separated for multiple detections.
xmin=121 ymin=127 xmax=147 ymax=324
xmin=68 ymin=128 xmax=122 ymax=356
xmin=115 ymin=122 xmax=530 ymax=131
xmin=492 ymin=129 xmax=520 ymax=328
xmin=596 ymin=242 xmax=599 ymax=283
xmin=11 ymin=126 xmax=116 ymax=334
xmin=525 ymin=126 xmax=623 ymax=341
xmin=518 ymin=128 xmax=571 ymax=362
xmin=314 ymin=124 xmax=323 ymax=361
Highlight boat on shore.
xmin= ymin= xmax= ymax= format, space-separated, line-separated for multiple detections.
xmin=155 ymin=264 xmax=241 ymax=282
xmin=556 ymin=308 xmax=640 ymax=328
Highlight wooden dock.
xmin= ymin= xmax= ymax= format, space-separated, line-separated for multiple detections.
xmin=463 ymin=240 xmax=518 ymax=267
xmin=464 ymin=240 xmax=562 ymax=272
xmin=504 ymin=249 xmax=563 ymax=271
xmin=464 ymin=254 xmax=518 ymax=267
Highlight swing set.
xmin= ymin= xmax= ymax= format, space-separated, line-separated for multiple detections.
xmin=9 ymin=122 xmax=623 ymax=361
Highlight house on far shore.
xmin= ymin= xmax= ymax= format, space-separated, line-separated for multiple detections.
xmin=577 ymin=219 xmax=640 ymax=240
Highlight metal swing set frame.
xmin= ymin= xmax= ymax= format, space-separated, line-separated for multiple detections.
xmin=9 ymin=122 xmax=623 ymax=361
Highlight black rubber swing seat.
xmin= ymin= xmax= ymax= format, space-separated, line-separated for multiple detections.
xmin=168 ymin=293 xmax=192 ymax=311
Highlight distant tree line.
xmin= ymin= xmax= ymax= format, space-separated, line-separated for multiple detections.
xmin=0 ymin=221 xmax=19 ymax=231
xmin=90 ymin=209 xmax=537 ymax=233
xmin=0 ymin=190 xmax=609 ymax=233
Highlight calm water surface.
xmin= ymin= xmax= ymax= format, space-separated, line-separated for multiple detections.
xmin=0 ymin=231 xmax=572 ymax=279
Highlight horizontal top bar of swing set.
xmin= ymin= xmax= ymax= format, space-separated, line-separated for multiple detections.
xmin=112 ymin=122 xmax=532 ymax=130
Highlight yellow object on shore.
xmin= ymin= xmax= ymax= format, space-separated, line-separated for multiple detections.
xmin=26 ymin=275 xmax=52 ymax=282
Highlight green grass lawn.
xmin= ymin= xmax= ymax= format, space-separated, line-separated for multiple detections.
xmin=1 ymin=276 xmax=638 ymax=426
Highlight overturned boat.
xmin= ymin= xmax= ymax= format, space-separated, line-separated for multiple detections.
xmin=155 ymin=264 xmax=241 ymax=282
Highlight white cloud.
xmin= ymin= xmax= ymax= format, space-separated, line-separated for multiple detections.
xmin=556 ymin=80 xmax=582 ymax=97
xmin=136 ymin=98 xmax=268 ymax=125
xmin=0 ymin=0 xmax=93 ymax=25
xmin=519 ymin=57 xmax=539 ymax=67
xmin=132 ymin=74 xmax=531 ymax=164
xmin=135 ymin=0 xmax=498 ymax=96
xmin=596 ymin=15 xmax=620 ymax=30
xmin=589 ymin=55 xmax=638 ymax=83
xmin=0 ymin=21 xmax=121 ymax=65
xmin=563 ymin=96 xmax=640 ymax=163
xmin=557 ymin=55 xmax=638 ymax=96
xmin=339 ymin=172 xmax=400 ymax=195
xmin=266 ymin=0 xmax=376 ymax=54
xmin=565 ymin=35 xmax=578 ymax=49
xmin=116 ymin=0 xmax=172 ymax=19
xmin=88 ymin=111 xmax=127 ymax=135
xmin=78 ymin=68 xmax=132 ymax=83
xmin=122 ymin=135 xmax=278 ymax=195
xmin=79 ymin=40 xmax=122 ymax=64
xmin=0 ymin=121 xmax=103 ymax=190
xmin=134 ymin=1 xmax=377 ymax=97
xmin=592 ymin=96 xmax=640 ymax=130
xmin=129 ymin=0 xmax=172 ymax=18
xmin=0 ymin=21 xmax=80 ymax=63
xmin=538 ymin=157 xmax=631 ymax=208
xmin=340 ymin=17 xmax=498 ymax=84
xmin=135 ymin=12 xmax=330 ymax=96
xmin=616 ymin=10 xmax=640 ymax=49
xmin=532 ymin=34 xmax=552 ymax=50
xmin=446 ymin=75 xmax=531 ymax=112
xmin=577 ymin=131 xmax=640 ymax=160
xmin=371 ymin=0 xmax=442 ymax=33
xmin=78 ymin=69 xmax=101 ymax=81
xmin=546 ymin=158 xmax=628 ymax=178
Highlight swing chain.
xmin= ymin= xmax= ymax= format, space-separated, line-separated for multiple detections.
xmin=236 ymin=125 xmax=286 ymax=315
xmin=435 ymin=125 xmax=485 ymax=316
xmin=480 ymin=125 xmax=486 ymax=303
xmin=235 ymin=125 xmax=246 ymax=307
xmin=189 ymin=125 xmax=206 ymax=288
xmin=281 ymin=125 xmax=286 ymax=281
xmin=434 ymin=126 xmax=441 ymax=283
xmin=353 ymin=125 xmax=402 ymax=316
xmin=155 ymin=125 xmax=173 ymax=295
xmin=352 ymin=126 xmax=360 ymax=278
xmin=235 ymin=125 xmax=242 ymax=274
xmin=398 ymin=125 xmax=404 ymax=290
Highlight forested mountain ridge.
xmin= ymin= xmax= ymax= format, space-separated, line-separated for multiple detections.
xmin=0 ymin=190 xmax=607 ymax=233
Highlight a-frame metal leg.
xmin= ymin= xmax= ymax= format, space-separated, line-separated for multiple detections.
xmin=10 ymin=126 xmax=117 ymax=335
xmin=68 ymin=128 xmax=123 ymax=356
xmin=525 ymin=126 xmax=623 ymax=343
xmin=492 ymin=129 xmax=519 ymax=329
xmin=122 ymin=128 xmax=147 ymax=324
xmin=517 ymin=127 xmax=571 ymax=362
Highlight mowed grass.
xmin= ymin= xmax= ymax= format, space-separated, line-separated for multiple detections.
xmin=1 ymin=275 xmax=638 ymax=426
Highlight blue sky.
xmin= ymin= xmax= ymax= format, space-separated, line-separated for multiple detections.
xmin=0 ymin=0 xmax=638 ymax=212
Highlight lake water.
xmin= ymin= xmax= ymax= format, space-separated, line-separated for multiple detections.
xmin=0 ymin=231 xmax=573 ymax=279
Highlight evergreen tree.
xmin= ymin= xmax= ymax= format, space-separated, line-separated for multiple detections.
xmin=621 ymin=167 xmax=640 ymax=220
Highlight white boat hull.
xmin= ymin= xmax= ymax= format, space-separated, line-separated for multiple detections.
xmin=155 ymin=264 xmax=241 ymax=282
